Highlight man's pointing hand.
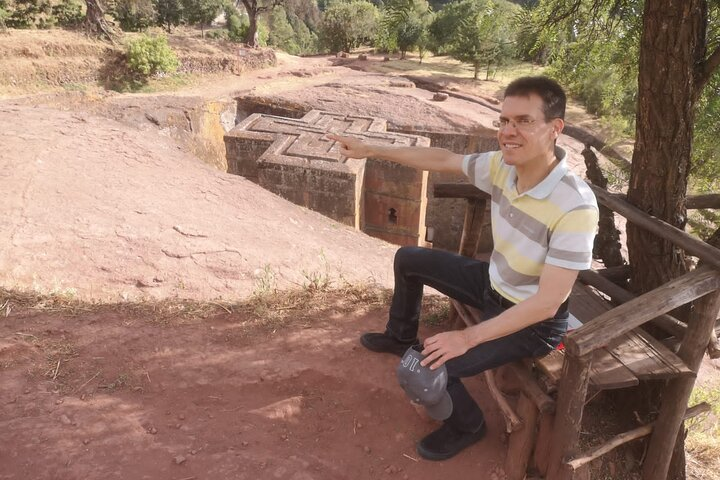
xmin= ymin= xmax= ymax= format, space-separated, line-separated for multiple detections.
xmin=326 ymin=134 xmax=373 ymax=159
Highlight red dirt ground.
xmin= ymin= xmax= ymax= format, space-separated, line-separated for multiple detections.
xmin=0 ymin=295 xmax=509 ymax=480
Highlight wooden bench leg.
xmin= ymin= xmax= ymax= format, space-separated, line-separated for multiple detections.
xmin=505 ymin=392 xmax=538 ymax=480
xmin=485 ymin=370 xmax=522 ymax=433
xmin=546 ymin=354 xmax=592 ymax=480
xmin=533 ymin=411 xmax=554 ymax=476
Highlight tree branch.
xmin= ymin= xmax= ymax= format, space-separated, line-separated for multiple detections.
xmin=696 ymin=44 xmax=720 ymax=93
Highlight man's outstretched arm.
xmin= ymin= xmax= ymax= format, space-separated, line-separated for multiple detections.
xmin=327 ymin=134 xmax=464 ymax=174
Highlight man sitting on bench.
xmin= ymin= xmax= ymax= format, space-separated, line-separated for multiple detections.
xmin=328 ymin=76 xmax=599 ymax=461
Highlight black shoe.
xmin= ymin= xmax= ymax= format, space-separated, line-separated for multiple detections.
xmin=360 ymin=332 xmax=418 ymax=357
xmin=416 ymin=422 xmax=487 ymax=461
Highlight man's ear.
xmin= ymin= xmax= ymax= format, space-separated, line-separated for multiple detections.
xmin=552 ymin=118 xmax=565 ymax=138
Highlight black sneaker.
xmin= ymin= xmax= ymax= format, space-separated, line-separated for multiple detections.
xmin=416 ymin=422 xmax=487 ymax=461
xmin=360 ymin=332 xmax=418 ymax=357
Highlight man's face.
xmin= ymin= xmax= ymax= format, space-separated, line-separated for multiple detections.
xmin=497 ymin=93 xmax=563 ymax=168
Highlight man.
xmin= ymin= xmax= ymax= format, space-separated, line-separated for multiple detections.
xmin=328 ymin=76 xmax=598 ymax=461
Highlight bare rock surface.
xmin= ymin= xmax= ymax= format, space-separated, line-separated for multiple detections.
xmin=0 ymin=104 xmax=396 ymax=301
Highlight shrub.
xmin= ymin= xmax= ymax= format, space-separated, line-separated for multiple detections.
xmin=52 ymin=0 xmax=84 ymax=27
xmin=125 ymin=34 xmax=179 ymax=77
xmin=226 ymin=12 xmax=247 ymax=41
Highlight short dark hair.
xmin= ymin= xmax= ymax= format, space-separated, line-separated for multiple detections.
xmin=504 ymin=76 xmax=566 ymax=121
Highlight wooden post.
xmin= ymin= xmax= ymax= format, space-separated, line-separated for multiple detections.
xmin=459 ymin=198 xmax=486 ymax=257
xmin=642 ymin=290 xmax=720 ymax=479
xmin=642 ymin=232 xmax=720 ymax=480
xmin=533 ymin=412 xmax=554 ymax=476
xmin=505 ymin=393 xmax=539 ymax=480
xmin=546 ymin=353 xmax=593 ymax=480
xmin=582 ymin=146 xmax=624 ymax=268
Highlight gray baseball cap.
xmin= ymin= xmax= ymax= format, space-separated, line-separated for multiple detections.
xmin=396 ymin=345 xmax=453 ymax=421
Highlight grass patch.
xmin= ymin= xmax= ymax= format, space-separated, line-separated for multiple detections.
xmin=687 ymin=384 xmax=720 ymax=479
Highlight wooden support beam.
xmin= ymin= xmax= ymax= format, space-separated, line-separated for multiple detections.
xmin=450 ymin=300 xmax=523 ymax=433
xmin=568 ymin=266 xmax=720 ymax=357
xmin=589 ymin=185 xmax=720 ymax=270
xmin=577 ymin=270 xmax=687 ymax=338
xmin=567 ymin=403 xmax=710 ymax=471
xmin=459 ymin=198 xmax=487 ymax=258
xmin=432 ymin=183 xmax=489 ymax=200
xmin=505 ymin=393 xmax=539 ymax=480
xmin=485 ymin=369 xmax=523 ymax=433
xmin=508 ymin=362 xmax=555 ymax=414
xmin=596 ymin=265 xmax=630 ymax=283
xmin=686 ymin=193 xmax=720 ymax=210
xmin=533 ymin=412 xmax=554 ymax=476
xmin=546 ymin=354 xmax=593 ymax=480
xmin=708 ymin=330 xmax=720 ymax=359
xmin=608 ymin=192 xmax=720 ymax=210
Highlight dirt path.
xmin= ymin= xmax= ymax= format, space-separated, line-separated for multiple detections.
xmin=0 ymin=295 xmax=508 ymax=480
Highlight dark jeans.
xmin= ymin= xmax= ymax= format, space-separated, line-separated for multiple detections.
xmin=386 ymin=246 xmax=568 ymax=433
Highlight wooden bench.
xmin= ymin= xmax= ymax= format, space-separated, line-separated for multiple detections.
xmin=434 ymin=182 xmax=720 ymax=480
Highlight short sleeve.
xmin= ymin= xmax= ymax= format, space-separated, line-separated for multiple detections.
xmin=545 ymin=206 xmax=599 ymax=270
xmin=462 ymin=152 xmax=496 ymax=194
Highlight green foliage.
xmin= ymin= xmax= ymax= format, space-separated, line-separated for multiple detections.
xmin=524 ymin=0 xmax=719 ymax=231
xmin=691 ymin=73 xmax=720 ymax=193
xmin=223 ymin=3 xmax=248 ymax=41
xmin=319 ymin=0 xmax=378 ymax=53
xmin=0 ymin=6 xmax=8 ymax=29
xmin=267 ymin=5 xmax=296 ymax=51
xmin=267 ymin=5 xmax=319 ymax=54
xmin=288 ymin=9 xmax=319 ymax=53
xmin=378 ymin=0 xmax=432 ymax=59
xmin=430 ymin=0 xmax=518 ymax=79
xmin=113 ymin=0 xmax=156 ymax=31
xmin=226 ymin=12 xmax=247 ymax=40
xmin=52 ymin=0 xmax=84 ymax=27
xmin=125 ymin=34 xmax=179 ymax=77
xmin=182 ymin=0 xmax=223 ymax=35
xmin=153 ymin=0 xmax=182 ymax=31
xmin=6 ymin=0 xmax=54 ymax=28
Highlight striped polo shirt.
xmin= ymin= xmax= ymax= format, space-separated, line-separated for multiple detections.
xmin=462 ymin=147 xmax=599 ymax=303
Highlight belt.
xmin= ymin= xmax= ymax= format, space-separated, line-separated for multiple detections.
xmin=489 ymin=286 xmax=570 ymax=317
xmin=488 ymin=286 xmax=516 ymax=309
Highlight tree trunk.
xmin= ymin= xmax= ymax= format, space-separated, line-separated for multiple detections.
xmin=473 ymin=62 xmax=479 ymax=80
xmin=624 ymin=2 xmax=710 ymax=479
xmin=245 ymin=11 xmax=258 ymax=46
xmin=84 ymin=0 xmax=115 ymax=42
xmin=626 ymin=1 xmax=707 ymax=294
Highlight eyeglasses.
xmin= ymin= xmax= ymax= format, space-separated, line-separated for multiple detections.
xmin=492 ymin=118 xmax=537 ymax=132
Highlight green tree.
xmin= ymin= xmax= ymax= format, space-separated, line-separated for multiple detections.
xmin=267 ymin=5 xmax=298 ymax=52
xmin=53 ymin=0 xmax=85 ymax=27
xmin=319 ymin=0 xmax=378 ymax=52
xmin=430 ymin=0 xmax=518 ymax=79
xmin=288 ymin=9 xmax=319 ymax=53
xmin=6 ymin=0 xmax=53 ymax=28
xmin=182 ymin=0 xmax=223 ymax=36
xmin=379 ymin=0 xmax=432 ymax=59
xmin=113 ymin=0 xmax=155 ymax=30
xmin=153 ymin=0 xmax=182 ymax=31
xmin=238 ymin=0 xmax=282 ymax=46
